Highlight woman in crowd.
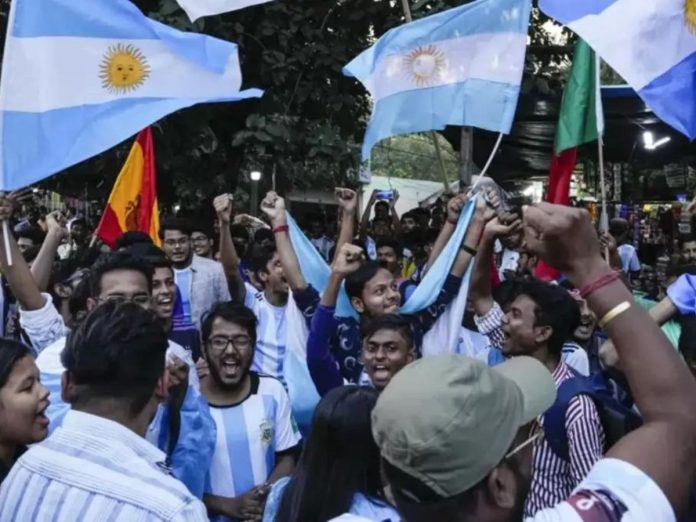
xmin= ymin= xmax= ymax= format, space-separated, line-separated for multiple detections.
xmin=263 ymin=386 xmax=399 ymax=522
xmin=0 ymin=339 xmax=50 ymax=483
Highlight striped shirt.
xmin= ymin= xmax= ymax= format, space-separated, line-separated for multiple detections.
xmin=245 ymin=283 xmax=290 ymax=384
xmin=525 ymin=362 xmax=605 ymax=517
xmin=0 ymin=410 xmax=208 ymax=521
xmin=206 ymin=372 xmax=301 ymax=522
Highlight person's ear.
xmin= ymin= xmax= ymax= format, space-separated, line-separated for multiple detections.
xmin=406 ymin=349 xmax=416 ymax=364
xmin=61 ymin=371 xmax=75 ymax=404
xmin=535 ymin=325 xmax=552 ymax=345
xmin=486 ymin=466 xmax=517 ymax=509
xmin=351 ymin=296 xmax=365 ymax=314
xmin=86 ymin=297 xmax=97 ymax=312
xmin=54 ymin=283 xmax=71 ymax=299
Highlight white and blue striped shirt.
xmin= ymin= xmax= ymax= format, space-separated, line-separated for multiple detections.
xmin=244 ymin=284 xmax=289 ymax=384
xmin=206 ymin=372 xmax=302 ymax=522
xmin=0 ymin=410 xmax=208 ymax=521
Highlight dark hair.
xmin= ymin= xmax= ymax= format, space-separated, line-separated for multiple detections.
xmin=679 ymin=234 xmax=696 ymax=247
xmin=276 ymin=386 xmax=385 ymax=522
xmin=190 ymin=220 xmax=212 ymax=238
xmin=0 ymin=339 xmax=33 ymax=389
xmin=69 ymin=276 xmax=92 ymax=319
xmin=608 ymin=218 xmax=629 ymax=238
xmin=375 ymin=201 xmax=390 ymax=210
xmin=230 ymin=224 xmax=250 ymax=241
xmin=114 ymin=231 xmax=153 ymax=250
xmin=125 ymin=243 xmax=172 ymax=270
xmin=249 ymin=247 xmax=276 ymax=282
xmin=89 ymin=252 xmax=154 ymax=298
xmin=61 ymin=301 xmax=168 ymax=415
xmin=345 ymin=261 xmax=383 ymax=301
xmin=159 ymin=216 xmax=192 ymax=239
xmin=254 ymin=228 xmax=275 ymax=244
xmin=401 ymin=211 xmax=418 ymax=223
xmin=376 ymin=238 xmax=402 ymax=256
xmin=361 ymin=314 xmax=414 ymax=350
xmin=513 ymin=279 xmax=580 ymax=355
xmin=201 ymin=302 xmax=258 ymax=349
xmin=15 ymin=226 xmax=44 ymax=245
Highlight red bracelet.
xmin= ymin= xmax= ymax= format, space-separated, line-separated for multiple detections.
xmin=272 ymin=225 xmax=289 ymax=234
xmin=578 ymin=271 xmax=621 ymax=298
xmin=447 ymin=217 xmax=458 ymax=226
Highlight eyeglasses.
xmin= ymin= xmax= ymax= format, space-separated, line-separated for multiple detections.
xmin=98 ymin=294 xmax=151 ymax=307
xmin=207 ymin=335 xmax=253 ymax=354
xmin=504 ymin=422 xmax=544 ymax=460
xmin=191 ymin=236 xmax=210 ymax=244
xmin=163 ymin=238 xmax=190 ymax=247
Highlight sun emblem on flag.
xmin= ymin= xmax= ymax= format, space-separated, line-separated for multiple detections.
xmin=403 ymin=45 xmax=446 ymax=86
xmin=99 ymin=44 xmax=151 ymax=94
xmin=687 ymin=0 xmax=696 ymax=32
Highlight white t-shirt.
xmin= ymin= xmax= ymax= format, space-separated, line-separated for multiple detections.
xmin=561 ymin=342 xmax=591 ymax=377
xmin=618 ymin=244 xmax=640 ymax=273
xmin=529 ymin=458 xmax=674 ymax=522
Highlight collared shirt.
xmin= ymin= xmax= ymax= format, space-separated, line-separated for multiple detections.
xmin=525 ymin=362 xmax=605 ymax=517
xmin=0 ymin=410 xmax=208 ymax=521
xmin=176 ymin=254 xmax=231 ymax=329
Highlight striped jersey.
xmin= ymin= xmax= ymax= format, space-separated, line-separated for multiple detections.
xmin=525 ymin=362 xmax=605 ymax=517
xmin=244 ymin=283 xmax=289 ymax=384
xmin=0 ymin=410 xmax=207 ymax=521
xmin=206 ymin=372 xmax=301 ymax=522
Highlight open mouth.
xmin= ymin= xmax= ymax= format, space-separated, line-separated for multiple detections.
xmin=36 ymin=402 xmax=49 ymax=428
xmin=372 ymin=365 xmax=391 ymax=381
xmin=221 ymin=358 xmax=241 ymax=379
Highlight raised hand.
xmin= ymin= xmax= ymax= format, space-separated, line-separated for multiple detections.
xmin=331 ymin=243 xmax=365 ymax=276
xmin=599 ymin=231 xmax=617 ymax=253
xmin=522 ymin=203 xmax=607 ymax=286
xmin=335 ymin=188 xmax=357 ymax=215
xmin=260 ymin=191 xmax=286 ymax=227
xmin=213 ymin=194 xmax=234 ymax=225
xmin=166 ymin=356 xmax=189 ymax=392
xmin=45 ymin=211 xmax=68 ymax=240
xmin=483 ymin=215 xmax=522 ymax=241
xmin=446 ymin=193 xmax=470 ymax=223
xmin=0 ymin=194 xmax=14 ymax=222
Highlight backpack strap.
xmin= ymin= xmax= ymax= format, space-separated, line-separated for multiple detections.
xmin=543 ymin=376 xmax=594 ymax=462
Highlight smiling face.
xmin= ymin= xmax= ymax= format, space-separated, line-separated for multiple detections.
xmin=0 ymin=356 xmax=50 ymax=447
xmin=162 ymin=229 xmax=192 ymax=268
xmin=501 ymin=294 xmax=547 ymax=356
xmin=205 ymin=318 xmax=255 ymax=390
xmin=352 ymin=267 xmax=401 ymax=317
xmin=362 ymin=328 xmax=414 ymax=390
xmin=258 ymin=252 xmax=288 ymax=295
xmin=571 ymin=293 xmax=596 ymax=342
xmin=152 ymin=267 xmax=176 ymax=321
xmin=191 ymin=231 xmax=213 ymax=258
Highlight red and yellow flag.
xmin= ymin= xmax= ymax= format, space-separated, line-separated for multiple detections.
xmin=96 ymin=128 xmax=160 ymax=248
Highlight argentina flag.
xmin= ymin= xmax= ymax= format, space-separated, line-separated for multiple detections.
xmin=0 ymin=0 xmax=263 ymax=191
xmin=540 ymin=0 xmax=696 ymax=140
xmin=344 ymin=0 xmax=531 ymax=161
xmin=176 ymin=0 xmax=273 ymax=22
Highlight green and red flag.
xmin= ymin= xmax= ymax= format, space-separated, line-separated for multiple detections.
xmin=536 ymin=39 xmax=603 ymax=281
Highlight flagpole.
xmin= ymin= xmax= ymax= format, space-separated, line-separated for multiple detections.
xmin=2 ymin=221 xmax=12 ymax=267
xmin=598 ymin=136 xmax=610 ymax=260
xmin=470 ymin=132 xmax=504 ymax=192
xmin=399 ymin=0 xmax=451 ymax=193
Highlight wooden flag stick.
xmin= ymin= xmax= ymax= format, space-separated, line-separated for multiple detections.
xmin=598 ymin=136 xmax=610 ymax=260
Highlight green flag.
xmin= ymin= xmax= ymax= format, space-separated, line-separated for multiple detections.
xmin=555 ymin=39 xmax=603 ymax=153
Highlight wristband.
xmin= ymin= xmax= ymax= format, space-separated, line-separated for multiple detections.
xmin=272 ymin=225 xmax=289 ymax=234
xmin=579 ymin=271 xmax=621 ymax=298
xmin=598 ymin=301 xmax=631 ymax=329
xmin=461 ymin=244 xmax=477 ymax=256
xmin=447 ymin=217 xmax=459 ymax=226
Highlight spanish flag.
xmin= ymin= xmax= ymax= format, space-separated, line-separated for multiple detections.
xmin=96 ymin=128 xmax=160 ymax=248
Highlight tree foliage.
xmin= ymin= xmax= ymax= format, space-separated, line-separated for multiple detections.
xmin=0 ymin=0 xmax=573 ymax=211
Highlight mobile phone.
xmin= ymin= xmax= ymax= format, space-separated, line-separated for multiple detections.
xmin=375 ymin=190 xmax=394 ymax=201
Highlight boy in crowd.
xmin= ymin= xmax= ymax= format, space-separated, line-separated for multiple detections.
xmin=201 ymin=303 xmax=300 ymax=522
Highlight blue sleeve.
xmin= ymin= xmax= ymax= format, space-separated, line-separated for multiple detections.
xmin=407 ymin=274 xmax=462 ymax=335
xmin=667 ymin=273 xmax=696 ymax=316
xmin=160 ymin=385 xmax=217 ymax=499
xmin=293 ymin=285 xmax=321 ymax=328
xmin=307 ymin=304 xmax=344 ymax=396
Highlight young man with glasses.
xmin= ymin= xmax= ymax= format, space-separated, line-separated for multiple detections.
xmin=200 ymin=302 xmax=301 ymax=522
xmin=160 ymin=217 xmax=230 ymax=328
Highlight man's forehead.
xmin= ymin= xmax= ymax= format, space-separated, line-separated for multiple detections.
xmin=366 ymin=269 xmax=394 ymax=288
xmin=100 ymin=269 xmax=149 ymax=293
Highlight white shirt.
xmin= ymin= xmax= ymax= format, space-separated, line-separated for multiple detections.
xmin=618 ymin=244 xmax=641 ymax=273
xmin=0 ymin=410 xmax=208 ymax=521
xmin=206 ymin=373 xmax=301 ymax=522
xmin=529 ymin=458 xmax=674 ymax=522
xmin=244 ymin=283 xmax=290 ymax=384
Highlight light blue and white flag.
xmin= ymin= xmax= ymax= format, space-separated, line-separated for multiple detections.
xmin=176 ymin=0 xmax=273 ymax=22
xmin=343 ymin=0 xmax=531 ymax=160
xmin=0 ymin=0 xmax=263 ymax=191
xmin=539 ymin=0 xmax=696 ymax=140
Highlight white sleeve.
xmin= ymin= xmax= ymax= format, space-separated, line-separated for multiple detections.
xmin=529 ymin=458 xmax=675 ymax=522
xmin=562 ymin=348 xmax=590 ymax=377
xmin=244 ymin=282 xmax=256 ymax=310
xmin=273 ymin=383 xmax=302 ymax=453
xmin=18 ymin=293 xmax=68 ymax=353
xmin=171 ymin=499 xmax=209 ymax=522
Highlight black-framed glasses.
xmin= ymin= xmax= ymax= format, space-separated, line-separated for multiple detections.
xmin=207 ymin=335 xmax=253 ymax=354
xmin=98 ymin=294 xmax=151 ymax=307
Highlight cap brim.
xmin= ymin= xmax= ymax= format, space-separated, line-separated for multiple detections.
xmin=492 ymin=356 xmax=556 ymax=424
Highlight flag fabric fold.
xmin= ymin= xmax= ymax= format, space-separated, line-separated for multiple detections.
xmin=539 ymin=0 xmax=696 ymax=139
xmin=176 ymin=0 xmax=273 ymax=22
xmin=536 ymin=39 xmax=602 ymax=281
xmin=96 ymin=128 xmax=161 ymax=249
xmin=0 ymin=0 xmax=263 ymax=191
xmin=343 ymin=0 xmax=531 ymax=161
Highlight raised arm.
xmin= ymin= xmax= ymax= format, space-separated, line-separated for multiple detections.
xmin=359 ymin=189 xmax=377 ymax=240
xmin=214 ymin=194 xmax=245 ymax=303
xmin=260 ymin=191 xmax=307 ymax=292
xmin=389 ymin=190 xmax=401 ymax=235
xmin=524 ymin=202 xmax=696 ymax=515
xmin=31 ymin=211 xmax=68 ymax=292
xmin=0 ymin=195 xmax=46 ymax=311
xmin=332 ymin=188 xmax=357 ymax=264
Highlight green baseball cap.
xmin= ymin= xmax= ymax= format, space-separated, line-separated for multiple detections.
xmin=372 ymin=354 xmax=556 ymax=499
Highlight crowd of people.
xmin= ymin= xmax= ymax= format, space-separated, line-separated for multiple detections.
xmin=0 ymin=184 xmax=694 ymax=522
